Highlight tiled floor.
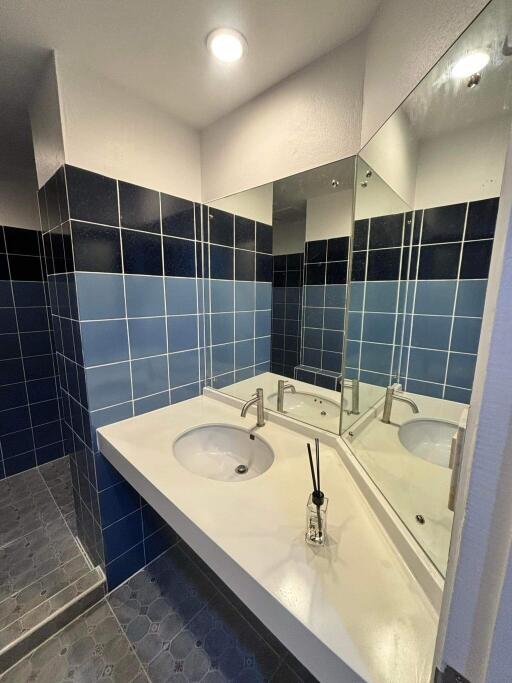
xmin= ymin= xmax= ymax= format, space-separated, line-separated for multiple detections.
xmin=0 ymin=457 xmax=96 ymax=660
xmin=1 ymin=539 xmax=318 ymax=682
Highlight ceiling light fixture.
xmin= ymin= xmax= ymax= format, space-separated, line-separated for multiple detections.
xmin=206 ymin=28 xmax=247 ymax=63
xmin=451 ymin=50 xmax=490 ymax=79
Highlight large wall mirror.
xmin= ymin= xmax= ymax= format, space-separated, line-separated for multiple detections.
xmin=204 ymin=158 xmax=356 ymax=434
xmin=341 ymin=0 xmax=512 ymax=576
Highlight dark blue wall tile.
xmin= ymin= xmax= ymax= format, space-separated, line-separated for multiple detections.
xmin=4 ymin=451 xmax=36 ymax=476
xmin=0 ymin=382 xmax=27 ymax=411
xmin=235 ymin=217 xmax=255 ymax=250
xmin=72 ymin=222 xmax=122 ymax=273
xmin=106 ymin=542 xmax=145 ymax=590
xmin=306 ymin=240 xmax=327 ymax=263
xmin=162 ymin=194 xmax=195 ymax=239
xmin=0 ymin=254 xmax=9 ymax=279
xmin=210 ymin=245 xmax=234 ymax=280
xmin=163 ymin=236 xmax=196 ymax=277
xmin=119 ymin=181 xmax=160 ymax=233
xmin=235 ymin=249 xmax=254 ymax=281
xmin=8 ymin=255 xmax=44 ymax=281
xmin=418 ymin=243 xmax=461 ymax=280
xmin=4 ymin=227 xmax=40 ymax=256
xmin=466 ymin=198 xmax=498 ymax=240
xmin=256 ymin=223 xmax=272 ymax=254
xmin=66 ymin=166 xmax=119 ymax=226
xmin=208 ymin=208 xmax=233 ymax=246
xmin=422 ymin=203 xmax=466 ymax=244
xmin=460 ymin=240 xmax=493 ymax=279
xmin=369 ymin=213 xmax=403 ymax=248
xmin=367 ymin=248 xmax=401 ymax=281
xmin=1 ymin=428 xmax=34 ymax=458
xmin=103 ymin=509 xmax=143 ymax=564
xmin=122 ymin=229 xmax=163 ymax=276
xmin=327 ymin=236 xmax=349 ymax=261
xmin=99 ymin=478 xmax=141 ymax=528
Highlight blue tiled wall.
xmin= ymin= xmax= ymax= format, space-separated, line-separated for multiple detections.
xmin=347 ymin=199 xmax=497 ymax=402
xmin=271 ymin=253 xmax=303 ymax=378
xmin=39 ymin=165 xmax=273 ymax=588
xmin=0 ymin=224 xmax=64 ymax=478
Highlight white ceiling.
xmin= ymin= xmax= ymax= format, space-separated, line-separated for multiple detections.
xmin=0 ymin=0 xmax=379 ymax=183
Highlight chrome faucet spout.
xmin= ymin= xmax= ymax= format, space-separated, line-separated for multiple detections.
xmin=381 ymin=386 xmax=419 ymax=424
xmin=241 ymin=388 xmax=265 ymax=427
xmin=277 ymin=380 xmax=296 ymax=412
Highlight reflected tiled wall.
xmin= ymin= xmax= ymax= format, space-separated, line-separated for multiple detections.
xmin=205 ymin=207 xmax=272 ymax=389
xmin=347 ymin=199 xmax=497 ymax=402
xmin=38 ymin=165 xmax=273 ymax=588
xmin=271 ymin=253 xmax=303 ymax=378
xmin=0 ymin=225 xmax=64 ymax=478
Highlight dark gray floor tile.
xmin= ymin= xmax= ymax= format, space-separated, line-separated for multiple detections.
xmin=0 ymin=469 xmax=46 ymax=510
xmin=0 ymin=600 xmax=148 ymax=682
xmin=40 ymin=456 xmax=75 ymax=519
xmin=0 ymin=488 xmax=61 ymax=547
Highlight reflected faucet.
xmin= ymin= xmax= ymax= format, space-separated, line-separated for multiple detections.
xmin=241 ymin=388 xmax=265 ymax=427
xmin=381 ymin=386 xmax=419 ymax=424
xmin=277 ymin=380 xmax=296 ymax=412
xmin=337 ymin=377 xmax=360 ymax=415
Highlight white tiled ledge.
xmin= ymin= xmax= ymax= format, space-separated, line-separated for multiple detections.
xmin=98 ymin=393 xmax=439 ymax=683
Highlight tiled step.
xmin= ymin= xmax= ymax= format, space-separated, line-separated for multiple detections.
xmin=0 ymin=553 xmax=91 ymax=631
xmin=0 ymin=566 xmax=105 ymax=674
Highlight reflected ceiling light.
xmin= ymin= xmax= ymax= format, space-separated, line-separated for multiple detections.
xmin=451 ymin=51 xmax=489 ymax=78
xmin=207 ymin=28 xmax=247 ymax=63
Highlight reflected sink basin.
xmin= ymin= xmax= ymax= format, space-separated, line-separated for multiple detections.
xmin=173 ymin=424 xmax=274 ymax=482
xmin=267 ymin=391 xmax=343 ymax=422
xmin=399 ymin=418 xmax=458 ymax=467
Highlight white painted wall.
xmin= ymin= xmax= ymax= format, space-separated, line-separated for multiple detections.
xmin=0 ymin=172 xmax=40 ymax=229
xmin=361 ymin=0 xmax=489 ymax=146
xmin=273 ymin=215 xmax=306 ymax=256
xmin=56 ymin=55 xmax=202 ymax=202
xmin=29 ymin=53 xmax=65 ymax=190
xmin=208 ymin=183 xmax=273 ymax=224
xmin=306 ymin=190 xmax=353 ymax=241
xmin=414 ymin=116 xmax=511 ymax=208
xmin=200 ymin=35 xmax=366 ymax=203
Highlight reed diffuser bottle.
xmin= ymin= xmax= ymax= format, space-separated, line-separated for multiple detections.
xmin=305 ymin=439 xmax=328 ymax=546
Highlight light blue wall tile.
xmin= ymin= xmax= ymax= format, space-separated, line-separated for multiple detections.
xmin=81 ymin=320 xmax=129 ymax=367
xmin=235 ymin=367 xmax=254 ymax=382
xmin=211 ymin=343 xmax=234 ymax=376
xmin=305 ymin=285 xmax=324 ymax=307
xmin=359 ymin=370 xmax=389 ymax=387
xmin=210 ymin=280 xmax=234 ymax=312
xmin=128 ymin=317 xmax=167 ymax=359
xmin=167 ymin=314 xmax=198 ymax=352
xmin=76 ymin=273 xmax=125 ymax=320
xmin=360 ymin=342 xmax=393 ymax=375
xmin=131 ymin=356 xmax=168 ymax=399
xmin=414 ymin=281 xmax=456 ymax=316
xmin=451 ymin=317 xmax=482 ymax=354
xmin=255 ymin=309 xmax=271 ymax=337
xmin=405 ymin=378 xmax=443 ymax=398
xmin=346 ymin=340 xmax=360 ymax=368
xmin=210 ymin=313 xmax=234 ymax=345
xmin=255 ymin=360 xmax=270 ymax=374
xmin=303 ymin=308 xmax=323 ymax=327
xmin=455 ymin=280 xmax=487 ymax=317
xmin=125 ymin=275 xmax=164 ymax=317
xmin=171 ymin=382 xmax=200 ymax=404
xmin=364 ymin=281 xmax=398 ymax=313
xmin=165 ymin=277 xmax=198 ymax=315
xmin=349 ymin=282 xmax=364 ymax=311
xmin=347 ymin=312 xmax=362 ymax=340
xmin=255 ymin=282 xmax=271 ymax=310
xmin=363 ymin=313 xmax=396 ymax=344
xmin=86 ymin=362 xmax=132 ymax=411
xmin=325 ymin=284 xmax=345 ymax=308
xmin=446 ymin=353 xmax=477 ymax=389
xmin=444 ymin=385 xmax=471 ymax=403
xmin=235 ymin=340 xmax=254 ymax=369
xmin=134 ymin=391 xmax=169 ymax=416
xmin=255 ymin=336 xmax=270 ymax=365
xmin=169 ymin=350 xmax=199 ymax=388
xmin=408 ymin=348 xmax=447 ymax=384
xmin=235 ymin=281 xmax=255 ymax=311
xmin=323 ymin=307 xmax=344 ymax=331
xmin=304 ymin=327 xmax=322 ymax=349
xmin=212 ymin=372 xmax=235 ymax=389
xmin=235 ymin=312 xmax=254 ymax=341
xmin=411 ymin=315 xmax=451 ymax=350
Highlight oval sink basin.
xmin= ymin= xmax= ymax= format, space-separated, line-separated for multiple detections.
xmin=173 ymin=424 xmax=274 ymax=482
xmin=399 ymin=418 xmax=458 ymax=467
xmin=267 ymin=391 xmax=343 ymax=422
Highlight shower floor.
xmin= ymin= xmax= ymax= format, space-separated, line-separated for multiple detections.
xmin=0 ymin=457 xmax=104 ymax=672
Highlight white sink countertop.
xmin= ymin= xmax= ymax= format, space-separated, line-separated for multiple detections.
xmin=345 ymin=392 xmax=466 ymax=576
xmin=98 ymin=394 xmax=438 ymax=683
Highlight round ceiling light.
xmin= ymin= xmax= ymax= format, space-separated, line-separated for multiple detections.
xmin=451 ymin=51 xmax=490 ymax=78
xmin=206 ymin=28 xmax=247 ymax=63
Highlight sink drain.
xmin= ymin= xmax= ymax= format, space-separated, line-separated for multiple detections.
xmin=235 ymin=464 xmax=248 ymax=475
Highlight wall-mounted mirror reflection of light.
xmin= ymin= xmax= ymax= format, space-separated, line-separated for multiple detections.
xmin=341 ymin=0 xmax=512 ymax=577
xmin=204 ymin=158 xmax=356 ymax=435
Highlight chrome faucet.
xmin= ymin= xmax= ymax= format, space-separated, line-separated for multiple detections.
xmin=337 ymin=377 xmax=360 ymax=415
xmin=277 ymin=380 xmax=296 ymax=412
xmin=241 ymin=388 xmax=265 ymax=427
xmin=381 ymin=386 xmax=419 ymax=424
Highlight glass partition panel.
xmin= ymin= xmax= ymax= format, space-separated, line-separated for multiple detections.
xmin=204 ymin=157 xmax=356 ymax=434
xmin=341 ymin=0 xmax=512 ymax=576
